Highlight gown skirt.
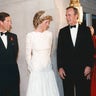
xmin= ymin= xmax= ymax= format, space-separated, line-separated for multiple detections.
xmin=26 ymin=64 xmax=59 ymax=96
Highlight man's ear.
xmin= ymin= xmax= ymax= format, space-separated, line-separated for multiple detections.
xmin=0 ymin=20 xmax=3 ymax=25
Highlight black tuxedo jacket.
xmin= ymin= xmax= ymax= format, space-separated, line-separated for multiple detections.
xmin=57 ymin=24 xmax=94 ymax=78
xmin=0 ymin=32 xmax=19 ymax=85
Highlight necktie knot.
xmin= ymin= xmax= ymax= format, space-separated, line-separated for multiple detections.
xmin=70 ymin=25 xmax=76 ymax=28
xmin=0 ymin=32 xmax=8 ymax=36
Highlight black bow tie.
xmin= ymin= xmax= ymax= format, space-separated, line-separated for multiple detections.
xmin=0 ymin=32 xmax=8 ymax=36
xmin=70 ymin=25 xmax=76 ymax=28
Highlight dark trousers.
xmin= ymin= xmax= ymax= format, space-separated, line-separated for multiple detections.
xmin=63 ymin=75 xmax=90 ymax=96
xmin=0 ymin=84 xmax=20 ymax=96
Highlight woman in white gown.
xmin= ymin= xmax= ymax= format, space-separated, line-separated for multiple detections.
xmin=26 ymin=10 xmax=60 ymax=96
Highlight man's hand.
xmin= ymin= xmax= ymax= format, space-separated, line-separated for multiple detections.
xmin=84 ymin=66 xmax=91 ymax=80
xmin=58 ymin=68 xmax=66 ymax=79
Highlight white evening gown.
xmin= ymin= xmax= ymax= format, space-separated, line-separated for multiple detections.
xmin=26 ymin=31 xmax=60 ymax=96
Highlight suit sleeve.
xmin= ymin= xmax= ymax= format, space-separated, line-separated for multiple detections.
xmin=14 ymin=34 xmax=19 ymax=60
xmin=57 ymin=30 xmax=64 ymax=69
xmin=85 ymin=27 xmax=94 ymax=67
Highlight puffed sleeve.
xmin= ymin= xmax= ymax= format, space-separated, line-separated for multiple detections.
xmin=26 ymin=33 xmax=32 ymax=72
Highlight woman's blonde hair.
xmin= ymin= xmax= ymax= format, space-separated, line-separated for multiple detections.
xmin=33 ymin=10 xmax=53 ymax=29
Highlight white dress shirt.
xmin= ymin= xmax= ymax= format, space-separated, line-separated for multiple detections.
xmin=70 ymin=23 xmax=79 ymax=46
xmin=0 ymin=33 xmax=7 ymax=48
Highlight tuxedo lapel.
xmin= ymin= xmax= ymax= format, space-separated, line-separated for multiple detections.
xmin=0 ymin=37 xmax=7 ymax=50
xmin=7 ymin=33 xmax=13 ymax=50
xmin=75 ymin=25 xmax=82 ymax=47
xmin=7 ymin=33 xmax=17 ymax=52
xmin=69 ymin=29 xmax=74 ymax=47
xmin=0 ymin=37 xmax=8 ymax=56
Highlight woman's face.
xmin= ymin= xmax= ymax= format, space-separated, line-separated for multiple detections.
xmin=40 ymin=19 xmax=50 ymax=30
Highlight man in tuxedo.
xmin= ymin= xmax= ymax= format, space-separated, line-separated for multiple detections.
xmin=0 ymin=12 xmax=20 ymax=96
xmin=57 ymin=6 xmax=94 ymax=96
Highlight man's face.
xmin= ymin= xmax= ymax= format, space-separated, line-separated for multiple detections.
xmin=66 ymin=8 xmax=78 ymax=26
xmin=0 ymin=16 xmax=12 ymax=31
